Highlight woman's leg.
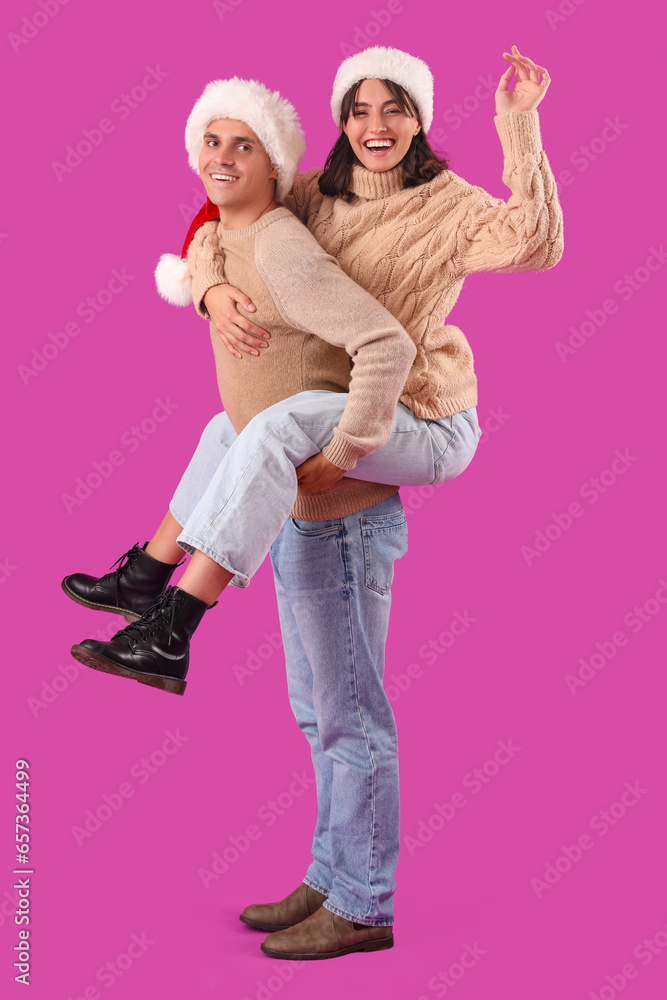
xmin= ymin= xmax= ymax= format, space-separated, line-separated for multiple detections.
xmin=63 ymin=411 xmax=238 ymax=620
xmin=144 ymin=511 xmax=186 ymax=565
xmin=145 ymin=411 xmax=241 ymax=588
xmin=176 ymin=389 xmax=479 ymax=592
xmin=345 ymin=400 xmax=481 ymax=486
xmin=167 ymin=410 xmax=239 ymax=535
xmin=268 ymin=493 xmax=408 ymax=927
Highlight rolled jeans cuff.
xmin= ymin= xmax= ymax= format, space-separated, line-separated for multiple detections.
xmin=175 ymin=530 xmax=250 ymax=589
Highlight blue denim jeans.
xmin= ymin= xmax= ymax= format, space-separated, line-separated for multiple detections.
xmin=269 ymin=495 xmax=408 ymax=925
xmin=170 ymin=389 xmax=480 ymax=587
xmin=167 ymin=391 xmax=480 ymax=923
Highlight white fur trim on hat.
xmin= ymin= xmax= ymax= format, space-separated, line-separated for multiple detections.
xmin=155 ymin=253 xmax=193 ymax=307
xmin=331 ymin=46 xmax=434 ymax=133
xmin=185 ymin=77 xmax=306 ymax=201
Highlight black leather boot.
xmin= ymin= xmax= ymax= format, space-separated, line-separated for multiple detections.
xmin=62 ymin=543 xmax=183 ymax=622
xmin=70 ymin=586 xmax=213 ymax=695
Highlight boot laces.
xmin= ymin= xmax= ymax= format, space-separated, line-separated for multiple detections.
xmin=99 ymin=545 xmax=140 ymax=608
xmin=111 ymin=588 xmax=179 ymax=647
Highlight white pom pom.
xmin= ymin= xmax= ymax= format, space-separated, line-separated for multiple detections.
xmin=154 ymin=253 xmax=193 ymax=307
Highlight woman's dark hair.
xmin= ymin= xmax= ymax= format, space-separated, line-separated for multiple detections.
xmin=319 ymin=78 xmax=449 ymax=200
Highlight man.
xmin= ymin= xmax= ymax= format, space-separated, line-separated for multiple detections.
xmin=64 ymin=78 xmax=416 ymax=958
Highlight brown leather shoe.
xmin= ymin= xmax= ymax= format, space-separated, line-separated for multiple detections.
xmin=260 ymin=904 xmax=394 ymax=960
xmin=239 ymin=882 xmax=328 ymax=932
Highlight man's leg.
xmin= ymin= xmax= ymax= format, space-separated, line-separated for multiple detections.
xmin=267 ymin=492 xmax=408 ymax=937
xmin=270 ymin=535 xmax=336 ymax=897
xmin=237 ymin=580 xmax=332 ymax=932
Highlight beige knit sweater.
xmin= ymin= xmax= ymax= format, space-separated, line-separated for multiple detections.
xmin=192 ymin=109 xmax=564 ymax=420
xmin=187 ymin=207 xmax=416 ymax=519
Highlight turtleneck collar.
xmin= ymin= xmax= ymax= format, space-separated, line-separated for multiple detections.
xmin=348 ymin=163 xmax=405 ymax=201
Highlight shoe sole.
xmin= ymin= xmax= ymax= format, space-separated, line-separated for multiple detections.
xmin=260 ymin=936 xmax=393 ymax=960
xmin=61 ymin=578 xmax=140 ymax=623
xmin=70 ymin=645 xmax=187 ymax=696
xmin=239 ymin=915 xmax=291 ymax=931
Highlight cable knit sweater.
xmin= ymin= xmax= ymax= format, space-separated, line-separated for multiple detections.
xmin=187 ymin=207 xmax=416 ymax=520
xmin=192 ymin=109 xmax=564 ymax=420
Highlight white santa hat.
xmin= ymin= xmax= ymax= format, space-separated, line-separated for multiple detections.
xmin=330 ymin=46 xmax=434 ymax=133
xmin=155 ymin=77 xmax=306 ymax=307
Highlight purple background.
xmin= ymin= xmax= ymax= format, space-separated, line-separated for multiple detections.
xmin=2 ymin=0 xmax=665 ymax=997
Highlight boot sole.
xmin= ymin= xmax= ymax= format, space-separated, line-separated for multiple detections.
xmin=70 ymin=645 xmax=187 ymax=696
xmin=61 ymin=579 xmax=140 ymax=623
xmin=260 ymin=936 xmax=393 ymax=960
xmin=239 ymin=915 xmax=292 ymax=931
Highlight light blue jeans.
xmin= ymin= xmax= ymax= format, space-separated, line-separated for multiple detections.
xmin=269 ymin=495 xmax=408 ymax=924
xmin=170 ymin=389 xmax=480 ymax=588
xmin=168 ymin=388 xmax=481 ymax=924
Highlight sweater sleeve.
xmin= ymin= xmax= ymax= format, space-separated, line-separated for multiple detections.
xmin=255 ymin=224 xmax=417 ymax=471
xmin=450 ymin=109 xmax=564 ymax=276
xmin=280 ymin=170 xmax=322 ymax=224
xmin=187 ymin=220 xmax=228 ymax=319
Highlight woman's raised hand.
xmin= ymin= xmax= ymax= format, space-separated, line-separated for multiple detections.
xmin=203 ymin=284 xmax=271 ymax=359
xmin=495 ymin=44 xmax=550 ymax=115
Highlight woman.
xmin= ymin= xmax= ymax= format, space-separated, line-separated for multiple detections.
xmin=66 ymin=45 xmax=563 ymax=958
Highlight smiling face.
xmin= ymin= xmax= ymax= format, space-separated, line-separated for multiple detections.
xmin=342 ymin=78 xmax=421 ymax=172
xmin=198 ymin=118 xmax=278 ymax=212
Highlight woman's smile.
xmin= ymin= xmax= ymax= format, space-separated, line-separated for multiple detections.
xmin=362 ymin=138 xmax=396 ymax=156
